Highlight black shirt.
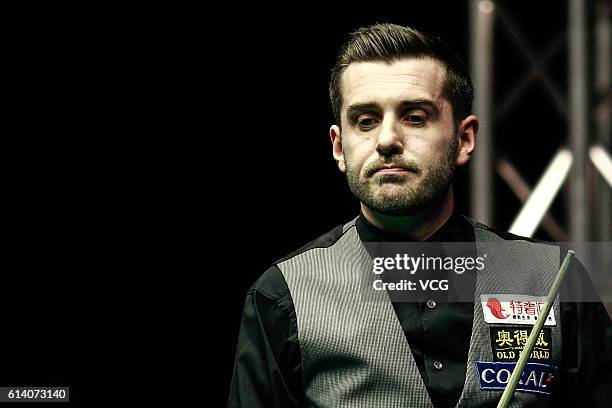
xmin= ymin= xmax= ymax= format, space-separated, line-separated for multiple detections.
xmin=356 ymin=212 xmax=476 ymax=408
xmin=228 ymin=214 xmax=612 ymax=407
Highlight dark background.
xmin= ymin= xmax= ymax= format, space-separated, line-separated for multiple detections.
xmin=219 ymin=0 xmax=598 ymax=401
xmin=3 ymin=1 xmax=604 ymax=405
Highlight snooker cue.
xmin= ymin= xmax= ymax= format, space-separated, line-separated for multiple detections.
xmin=496 ymin=250 xmax=575 ymax=408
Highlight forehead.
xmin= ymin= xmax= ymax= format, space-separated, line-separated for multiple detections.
xmin=341 ymin=57 xmax=446 ymax=110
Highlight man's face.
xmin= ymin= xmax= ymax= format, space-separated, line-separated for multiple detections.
xmin=332 ymin=57 xmax=460 ymax=216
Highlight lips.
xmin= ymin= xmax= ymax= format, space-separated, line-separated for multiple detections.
xmin=374 ymin=166 xmax=416 ymax=177
xmin=377 ymin=167 xmax=410 ymax=173
xmin=365 ymin=162 xmax=420 ymax=177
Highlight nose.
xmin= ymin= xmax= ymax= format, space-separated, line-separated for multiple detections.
xmin=376 ymin=115 xmax=404 ymax=157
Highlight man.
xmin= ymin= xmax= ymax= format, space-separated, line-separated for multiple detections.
xmin=229 ymin=24 xmax=611 ymax=407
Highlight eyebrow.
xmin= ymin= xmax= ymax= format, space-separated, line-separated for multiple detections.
xmin=401 ymin=99 xmax=440 ymax=117
xmin=346 ymin=103 xmax=379 ymax=121
xmin=346 ymin=99 xmax=440 ymax=121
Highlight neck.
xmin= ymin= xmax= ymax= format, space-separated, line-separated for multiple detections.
xmin=361 ymin=189 xmax=455 ymax=241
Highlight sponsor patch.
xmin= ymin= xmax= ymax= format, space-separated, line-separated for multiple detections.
xmin=480 ymin=294 xmax=556 ymax=326
xmin=476 ymin=361 xmax=558 ymax=395
xmin=490 ymin=327 xmax=552 ymax=362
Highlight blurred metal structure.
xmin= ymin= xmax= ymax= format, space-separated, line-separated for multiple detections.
xmin=594 ymin=1 xmax=611 ymax=243
xmin=496 ymin=159 xmax=569 ymax=241
xmin=469 ymin=0 xmax=612 ymax=241
xmin=568 ymin=0 xmax=589 ymax=243
xmin=509 ymin=149 xmax=573 ymax=238
xmin=469 ymin=0 xmax=495 ymax=226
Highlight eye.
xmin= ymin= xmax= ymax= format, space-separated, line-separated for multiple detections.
xmin=356 ymin=116 xmax=379 ymax=131
xmin=404 ymin=114 xmax=426 ymax=125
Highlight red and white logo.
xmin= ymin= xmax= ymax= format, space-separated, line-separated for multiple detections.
xmin=480 ymin=295 xmax=556 ymax=326
xmin=485 ymin=297 xmax=509 ymax=319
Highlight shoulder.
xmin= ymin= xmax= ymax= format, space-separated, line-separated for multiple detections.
xmin=274 ymin=219 xmax=356 ymax=264
xmin=460 ymin=215 xmax=555 ymax=245
xmin=249 ymin=217 xmax=358 ymax=303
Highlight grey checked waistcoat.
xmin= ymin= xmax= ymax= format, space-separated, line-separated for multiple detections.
xmin=278 ymin=217 xmax=562 ymax=407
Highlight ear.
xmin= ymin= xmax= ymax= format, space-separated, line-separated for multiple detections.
xmin=330 ymin=125 xmax=346 ymax=173
xmin=456 ymin=115 xmax=478 ymax=167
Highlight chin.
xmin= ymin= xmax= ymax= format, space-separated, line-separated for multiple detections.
xmin=375 ymin=182 xmax=414 ymax=195
xmin=371 ymin=204 xmax=425 ymax=217
xmin=369 ymin=194 xmax=424 ymax=216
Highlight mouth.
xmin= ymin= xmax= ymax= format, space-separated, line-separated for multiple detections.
xmin=375 ymin=167 xmax=413 ymax=175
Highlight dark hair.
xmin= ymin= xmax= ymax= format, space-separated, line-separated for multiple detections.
xmin=329 ymin=23 xmax=473 ymax=125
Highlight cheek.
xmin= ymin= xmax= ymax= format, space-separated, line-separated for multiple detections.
xmin=406 ymin=141 xmax=439 ymax=163
xmin=344 ymin=137 xmax=376 ymax=166
xmin=409 ymin=132 xmax=455 ymax=162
